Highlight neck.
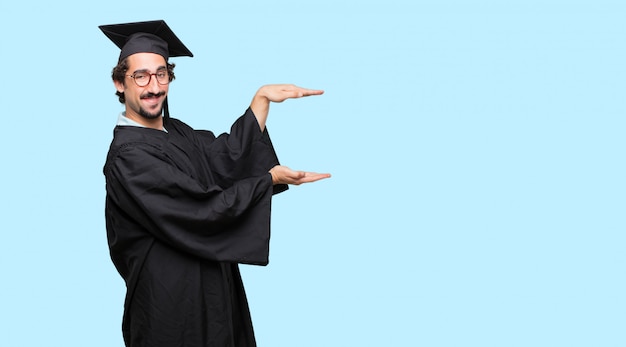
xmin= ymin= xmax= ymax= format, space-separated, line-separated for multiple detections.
xmin=125 ymin=110 xmax=164 ymax=130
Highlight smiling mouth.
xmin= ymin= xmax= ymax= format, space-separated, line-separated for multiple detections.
xmin=141 ymin=92 xmax=165 ymax=100
xmin=140 ymin=92 xmax=165 ymax=106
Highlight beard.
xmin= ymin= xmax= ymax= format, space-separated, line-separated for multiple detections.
xmin=138 ymin=92 xmax=166 ymax=119
xmin=138 ymin=105 xmax=163 ymax=119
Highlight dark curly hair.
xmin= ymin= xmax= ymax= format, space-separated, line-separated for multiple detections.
xmin=111 ymin=58 xmax=176 ymax=104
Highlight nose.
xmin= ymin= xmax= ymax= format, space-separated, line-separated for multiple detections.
xmin=146 ymin=74 xmax=161 ymax=93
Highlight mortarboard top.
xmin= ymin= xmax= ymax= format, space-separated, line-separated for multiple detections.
xmin=99 ymin=20 xmax=193 ymax=62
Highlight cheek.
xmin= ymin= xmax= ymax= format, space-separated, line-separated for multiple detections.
xmin=124 ymin=87 xmax=142 ymax=100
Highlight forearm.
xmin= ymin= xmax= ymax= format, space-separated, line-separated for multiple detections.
xmin=109 ymin=161 xmax=275 ymax=263
xmin=250 ymin=91 xmax=269 ymax=131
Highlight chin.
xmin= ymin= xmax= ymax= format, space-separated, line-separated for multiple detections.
xmin=139 ymin=107 xmax=163 ymax=120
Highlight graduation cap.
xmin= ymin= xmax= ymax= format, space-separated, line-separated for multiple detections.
xmin=99 ymin=20 xmax=193 ymax=62
xmin=99 ymin=20 xmax=193 ymax=121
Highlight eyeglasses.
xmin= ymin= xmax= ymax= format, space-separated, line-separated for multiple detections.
xmin=126 ymin=69 xmax=171 ymax=87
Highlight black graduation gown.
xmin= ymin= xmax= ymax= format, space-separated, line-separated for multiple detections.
xmin=103 ymin=108 xmax=287 ymax=347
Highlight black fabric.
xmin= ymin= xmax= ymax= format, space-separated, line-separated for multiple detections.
xmin=103 ymin=108 xmax=287 ymax=347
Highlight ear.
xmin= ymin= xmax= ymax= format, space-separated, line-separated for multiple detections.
xmin=114 ymin=80 xmax=125 ymax=93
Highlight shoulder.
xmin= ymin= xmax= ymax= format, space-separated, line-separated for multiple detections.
xmin=109 ymin=127 xmax=167 ymax=155
xmin=165 ymin=117 xmax=195 ymax=134
xmin=103 ymin=127 xmax=168 ymax=175
xmin=166 ymin=117 xmax=219 ymax=145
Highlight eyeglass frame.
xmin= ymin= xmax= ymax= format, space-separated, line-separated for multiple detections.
xmin=126 ymin=68 xmax=173 ymax=87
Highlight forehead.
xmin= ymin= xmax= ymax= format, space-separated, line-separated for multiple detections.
xmin=126 ymin=52 xmax=167 ymax=71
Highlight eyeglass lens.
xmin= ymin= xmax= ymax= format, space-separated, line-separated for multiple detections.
xmin=133 ymin=69 xmax=169 ymax=87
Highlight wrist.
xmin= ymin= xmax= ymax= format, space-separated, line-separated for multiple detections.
xmin=250 ymin=93 xmax=269 ymax=113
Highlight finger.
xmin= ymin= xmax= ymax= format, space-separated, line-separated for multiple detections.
xmin=281 ymin=89 xmax=306 ymax=99
xmin=299 ymin=172 xmax=331 ymax=183
xmin=303 ymin=171 xmax=330 ymax=177
xmin=300 ymin=89 xmax=324 ymax=97
xmin=287 ymin=85 xmax=323 ymax=94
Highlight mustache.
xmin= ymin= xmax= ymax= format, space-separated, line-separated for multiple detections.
xmin=140 ymin=91 xmax=166 ymax=99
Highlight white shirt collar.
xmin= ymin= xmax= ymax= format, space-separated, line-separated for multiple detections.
xmin=116 ymin=112 xmax=167 ymax=132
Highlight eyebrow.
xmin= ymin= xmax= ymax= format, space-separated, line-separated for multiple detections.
xmin=131 ymin=66 xmax=167 ymax=74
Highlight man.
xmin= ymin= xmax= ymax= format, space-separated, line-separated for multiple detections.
xmin=100 ymin=20 xmax=330 ymax=347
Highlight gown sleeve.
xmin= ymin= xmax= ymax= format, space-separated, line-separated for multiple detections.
xmin=105 ymin=141 xmax=274 ymax=266
xmin=194 ymin=108 xmax=289 ymax=195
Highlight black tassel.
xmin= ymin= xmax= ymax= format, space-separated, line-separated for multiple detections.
xmin=164 ymin=97 xmax=170 ymax=123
